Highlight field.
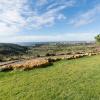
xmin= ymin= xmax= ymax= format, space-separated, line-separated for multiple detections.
xmin=0 ymin=42 xmax=97 ymax=62
xmin=0 ymin=55 xmax=100 ymax=100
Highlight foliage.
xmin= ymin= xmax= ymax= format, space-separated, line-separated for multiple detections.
xmin=0 ymin=43 xmax=97 ymax=62
xmin=95 ymin=34 xmax=100 ymax=43
xmin=0 ymin=43 xmax=28 ymax=61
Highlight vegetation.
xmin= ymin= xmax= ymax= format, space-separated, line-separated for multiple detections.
xmin=27 ymin=43 xmax=96 ymax=57
xmin=0 ymin=55 xmax=100 ymax=100
xmin=0 ymin=43 xmax=28 ymax=55
xmin=0 ymin=42 xmax=97 ymax=62
xmin=0 ymin=51 xmax=98 ymax=72
xmin=0 ymin=42 xmax=100 ymax=99
xmin=95 ymin=34 xmax=100 ymax=44
xmin=0 ymin=42 xmax=99 ymax=96
xmin=0 ymin=43 xmax=28 ymax=61
xmin=0 ymin=59 xmax=51 ymax=71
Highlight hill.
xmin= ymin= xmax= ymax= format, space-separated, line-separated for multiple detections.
xmin=0 ymin=43 xmax=28 ymax=55
xmin=0 ymin=55 xmax=100 ymax=100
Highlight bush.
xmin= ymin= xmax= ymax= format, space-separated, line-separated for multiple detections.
xmin=47 ymin=58 xmax=61 ymax=63
xmin=36 ymin=54 xmax=40 ymax=57
xmin=45 ymin=53 xmax=56 ymax=56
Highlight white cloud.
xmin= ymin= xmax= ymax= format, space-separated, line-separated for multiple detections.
xmin=70 ymin=4 xmax=100 ymax=27
xmin=26 ymin=0 xmax=75 ymax=28
xmin=0 ymin=22 xmax=19 ymax=35
xmin=0 ymin=0 xmax=75 ymax=35
xmin=0 ymin=32 xmax=97 ymax=43
xmin=36 ymin=0 xmax=48 ymax=6
xmin=27 ymin=12 xmax=66 ymax=29
xmin=47 ymin=0 xmax=75 ymax=10
xmin=0 ymin=0 xmax=27 ymax=35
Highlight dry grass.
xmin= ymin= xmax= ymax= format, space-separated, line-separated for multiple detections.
xmin=0 ymin=59 xmax=50 ymax=71
xmin=0 ymin=52 xmax=99 ymax=72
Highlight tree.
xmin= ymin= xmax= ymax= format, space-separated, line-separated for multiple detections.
xmin=95 ymin=34 xmax=100 ymax=43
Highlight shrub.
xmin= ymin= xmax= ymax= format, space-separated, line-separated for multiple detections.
xmin=36 ymin=54 xmax=40 ymax=57
xmin=45 ymin=53 xmax=55 ymax=56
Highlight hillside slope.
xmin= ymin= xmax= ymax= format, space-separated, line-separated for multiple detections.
xmin=0 ymin=55 xmax=100 ymax=100
xmin=0 ymin=43 xmax=28 ymax=55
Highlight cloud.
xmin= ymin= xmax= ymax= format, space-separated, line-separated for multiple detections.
xmin=70 ymin=4 xmax=100 ymax=27
xmin=27 ymin=12 xmax=66 ymax=29
xmin=0 ymin=0 xmax=27 ymax=35
xmin=36 ymin=0 xmax=48 ymax=6
xmin=26 ymin=0 xmax=75 ymax=28
xmin=47 ymin=0 xmax=75 ymax=10
xmin=0 ymin=32 xmax=97 ymax=43
xmin=0 ymin=0 xmax=75 ymax=35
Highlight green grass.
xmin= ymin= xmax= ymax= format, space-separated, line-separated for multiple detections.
xmin=0 ymin=55 xmax=100 ymax=100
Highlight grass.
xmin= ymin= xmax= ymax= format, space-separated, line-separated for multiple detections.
xmin=0 ymin=55 xmax=100 ymax=100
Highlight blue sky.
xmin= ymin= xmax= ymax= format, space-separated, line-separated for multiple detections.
xmin=0 ymin=0 xmax=100 ymax=42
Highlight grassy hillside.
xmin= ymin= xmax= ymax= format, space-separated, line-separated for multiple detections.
xmin=0 ymin=43 xmax=28 ymax=55
xmin=0 ymin=43 xmax=28 ymax=61
xmin=0 ymin=55 xmax=100 ymax=100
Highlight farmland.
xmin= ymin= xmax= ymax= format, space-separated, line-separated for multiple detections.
xmin=0 ymin=42 xmax=98 ymax=61
xmin=0 ymin=55 xmax=100 ymax=100
xmin=0 ymin=42 xmax=99 ymax=71
xmin=0 ymin=42 xmax=100 ymax=100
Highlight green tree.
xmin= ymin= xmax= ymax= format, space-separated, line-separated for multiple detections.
xmin=95 ymin=34 xmax=100 ymax=43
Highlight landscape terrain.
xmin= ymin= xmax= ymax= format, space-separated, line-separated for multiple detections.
xmin=0 ymin=0 xmax=100 ymax=99
xmin=0 ymin=41 xmax=100 ymax=100
xmin=0 ymin=41 xmax=99 ymax=71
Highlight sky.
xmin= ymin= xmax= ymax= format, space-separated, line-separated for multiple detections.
xmin=0 ymin=0 xmax=100 ymax=42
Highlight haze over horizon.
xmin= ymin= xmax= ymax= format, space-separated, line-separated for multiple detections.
xmin=0 ymin=0 xmax=100 ymax=42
